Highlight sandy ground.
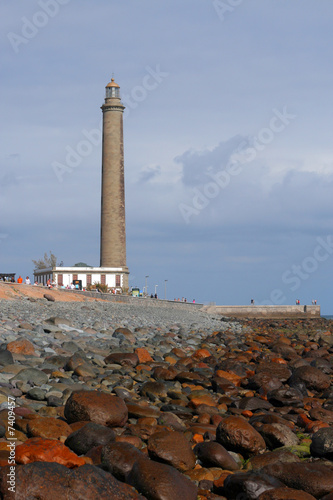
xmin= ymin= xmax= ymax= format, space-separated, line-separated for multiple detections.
xmin=0 ymin=282 xmax=94 ymax=302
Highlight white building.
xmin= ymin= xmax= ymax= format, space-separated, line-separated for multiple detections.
xmin=34 ymin=266 xmax=128 ymax=290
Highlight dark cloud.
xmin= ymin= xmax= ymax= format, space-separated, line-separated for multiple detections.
xmin=175 ymin=135 xmax=249 ymax=186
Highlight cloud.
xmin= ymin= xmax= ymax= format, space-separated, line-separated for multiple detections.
xmin=137 ymin=164 xmax=161 ymax=184
xmin=175 ymin=135 xmax=249 ymax=186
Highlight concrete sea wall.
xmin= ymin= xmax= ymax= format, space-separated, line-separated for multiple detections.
xmin=61 ymin=290 xmax=321 ymax=319
xmin=201 ymin=304 xmax=321 ymax=319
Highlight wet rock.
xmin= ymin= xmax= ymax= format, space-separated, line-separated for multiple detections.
xmin=216 ymin=416 xmax=266 ymax=456
xmin=256 ymin=363 xmax=291 ymax=382
xmin=310 ymin=427 xmax=333 ymax=458
xmin=261 ymin=461 xmax=333 ymax=498
xmin=27 ymin=417 xmax=72 ymax=440
xmin=289 ymin=365 xmax=330 ymax=392
xmin=64 ymin=390 xmax=128 ymax=427
xmin=247 ymin=449 xmax=301 ymax=470
xmin=0 ymin=462 xmax=145 ymax=499
xmin=147 ymin=430 xmax=196 ymax=471
xmin=157 ymin=412 xmax=187 ymax=431
xmin=7 ymin=339 xmax=36 ymax=355
xmin=258 ymin=487 xmax=316 ymax=499
xmin=135 ymin=347 xmax=153 ymax=363
xmin=101 ymin=441 xmax=145 ymax=480
xmin=113 ymin=327 xmax=136 ymax=344
xmin=105 ymin=352 xmax=139 ymax=367
xmin=15 ymin=437 xmax=86 ymax=467
xmin=194 ymin=441 xmax=239 ymax=470
xmin=140 ymin=380 xmax=167 ymax=399
xmin=65 ymin=422 xmax=115 ymax=455
xmin=127 ymin=402 xmax=161 ymax=419
xmin=127 ymin=456 xmax=198 ymax=500
xmin=309 ymin=407 xmax=333 ymax=424
xmin=267 ymin=387 xmax=303 ymax=407
xmin=222 ymin=471 xmax=285 ymax=499
xmin=238 ymin=397 xmax=273 ymax=411
xmin=259 ymin=423 xmax=299 ymax=449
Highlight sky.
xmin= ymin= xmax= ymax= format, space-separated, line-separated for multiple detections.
xmin=1 ymin=0 xmax=333 ymax=314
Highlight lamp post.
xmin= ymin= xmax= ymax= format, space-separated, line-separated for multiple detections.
xmin=164 ymin=279 xmax=168 ymax=300
xmin=145 ymin=275 xmax=149 ymax=297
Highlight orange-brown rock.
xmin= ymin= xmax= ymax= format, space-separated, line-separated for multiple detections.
xmin=192 ymin=349 xmax=212 ymax=360
xmin=27 ymin=417 xmax=72 ymax=440
xmin=15 ymin=437 xmax=86 ymax=468
xmin=135 ymin=347 xmax=153 ymax=363
xmin=7 ymin=339 xmax=36 ymax=355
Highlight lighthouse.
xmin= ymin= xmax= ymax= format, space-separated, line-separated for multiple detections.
xmin=35 ymin=78 xmax=129 ymax=291
xmin=100 ymin=77 xmax=129 ymax=288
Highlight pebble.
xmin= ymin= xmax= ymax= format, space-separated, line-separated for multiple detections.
xmin=0 ymin=297 xmax=332 ymax=499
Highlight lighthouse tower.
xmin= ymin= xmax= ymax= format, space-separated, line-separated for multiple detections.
xmin=34 ymin=78 xmax=129 ymax=291
xmin=100 ymin=78 xmax=129 ymax=288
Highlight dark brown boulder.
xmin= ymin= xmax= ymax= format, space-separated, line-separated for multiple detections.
xmin=238 ymin=397 xmax=273 ymax=411
xmin=256 ymin=363 xmax=291 ymax=382
xmin=310 ymin=427 xmax=333 ymax=458
xmin=216 ymin=416 xmax=266 ymax=456
xmin=101 ymin=442 xmax=145 ymax=481
xmin=259 ymin=423 xmax=298 ymax=449
xmin=64 ymin=390 xmax=128 ymax=427
xmin=266 ymin=387 xmax=303 ymax=407
xmin=222 ymin=471 xmax=285 ymax=499
xmin=127 ymin=456 xmax=198 ymax=500
xmin=140 ymin=381 xmax=167 ymax=399
xmin=261 ymin=461 xmax=333 ymax=498
xmin=258 ymin=487 xmax=316 ymax=499
xmin=65 ymin=422 xmax=116 ymax=455
xmin=288 ymin=365 xmax=330 ymax=392
xmin=194 ymin=441 xmax=239 ymax=470
xmin=104 ymin=352 xmax=139 ymax=367
xmin=0 ymin=462 xmax=145 ymax=499
xmin=147 ymin=430 xmax=196 ymax=471
xmin=247 ymin=449 xmax=301 ymax=471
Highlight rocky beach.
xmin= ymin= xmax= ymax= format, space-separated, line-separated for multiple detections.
xmin=0 ymin=283 xmax=333 ymax=499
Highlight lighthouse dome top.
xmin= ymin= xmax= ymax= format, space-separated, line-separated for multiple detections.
xmin=105 ymin=78 xmax=121 ymax=99
xmin=106 ymin=78 xmax=120 ymax=88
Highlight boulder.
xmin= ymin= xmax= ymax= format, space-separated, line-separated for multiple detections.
xmin=147 ymin=430 xmax=196 ymax=471
xmin=216 ymin=415 xmax=266 ymax=456
xmin=65 ymin=422 xmax=116 ymax=455
xmin=64 ymin=390 xmax=128 ymax=427
xmin=0 ymin=462 xmax=145 ymax=499
xmin=127 ymin=456 xmax=198 ymax=500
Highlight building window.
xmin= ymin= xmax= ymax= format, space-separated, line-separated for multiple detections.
xmin=73 ymin=274 xmax=78 ymax=281
xmin=116 ymin=275 xmax=121 ymax=287
xmin=87 ymin=274 xmax=92 ymax=285
xmin=58 ymin=274 xmax=63 ymax=286
xmin=101 ymin=274 xmax=106 ymax=285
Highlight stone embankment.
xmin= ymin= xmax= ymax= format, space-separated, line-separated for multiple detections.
xmin=0 ymin=284 xmax=332 ymax=499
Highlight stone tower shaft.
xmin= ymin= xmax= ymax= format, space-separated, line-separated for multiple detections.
xmin=100 ymin=78 xmax=128 ymax=276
